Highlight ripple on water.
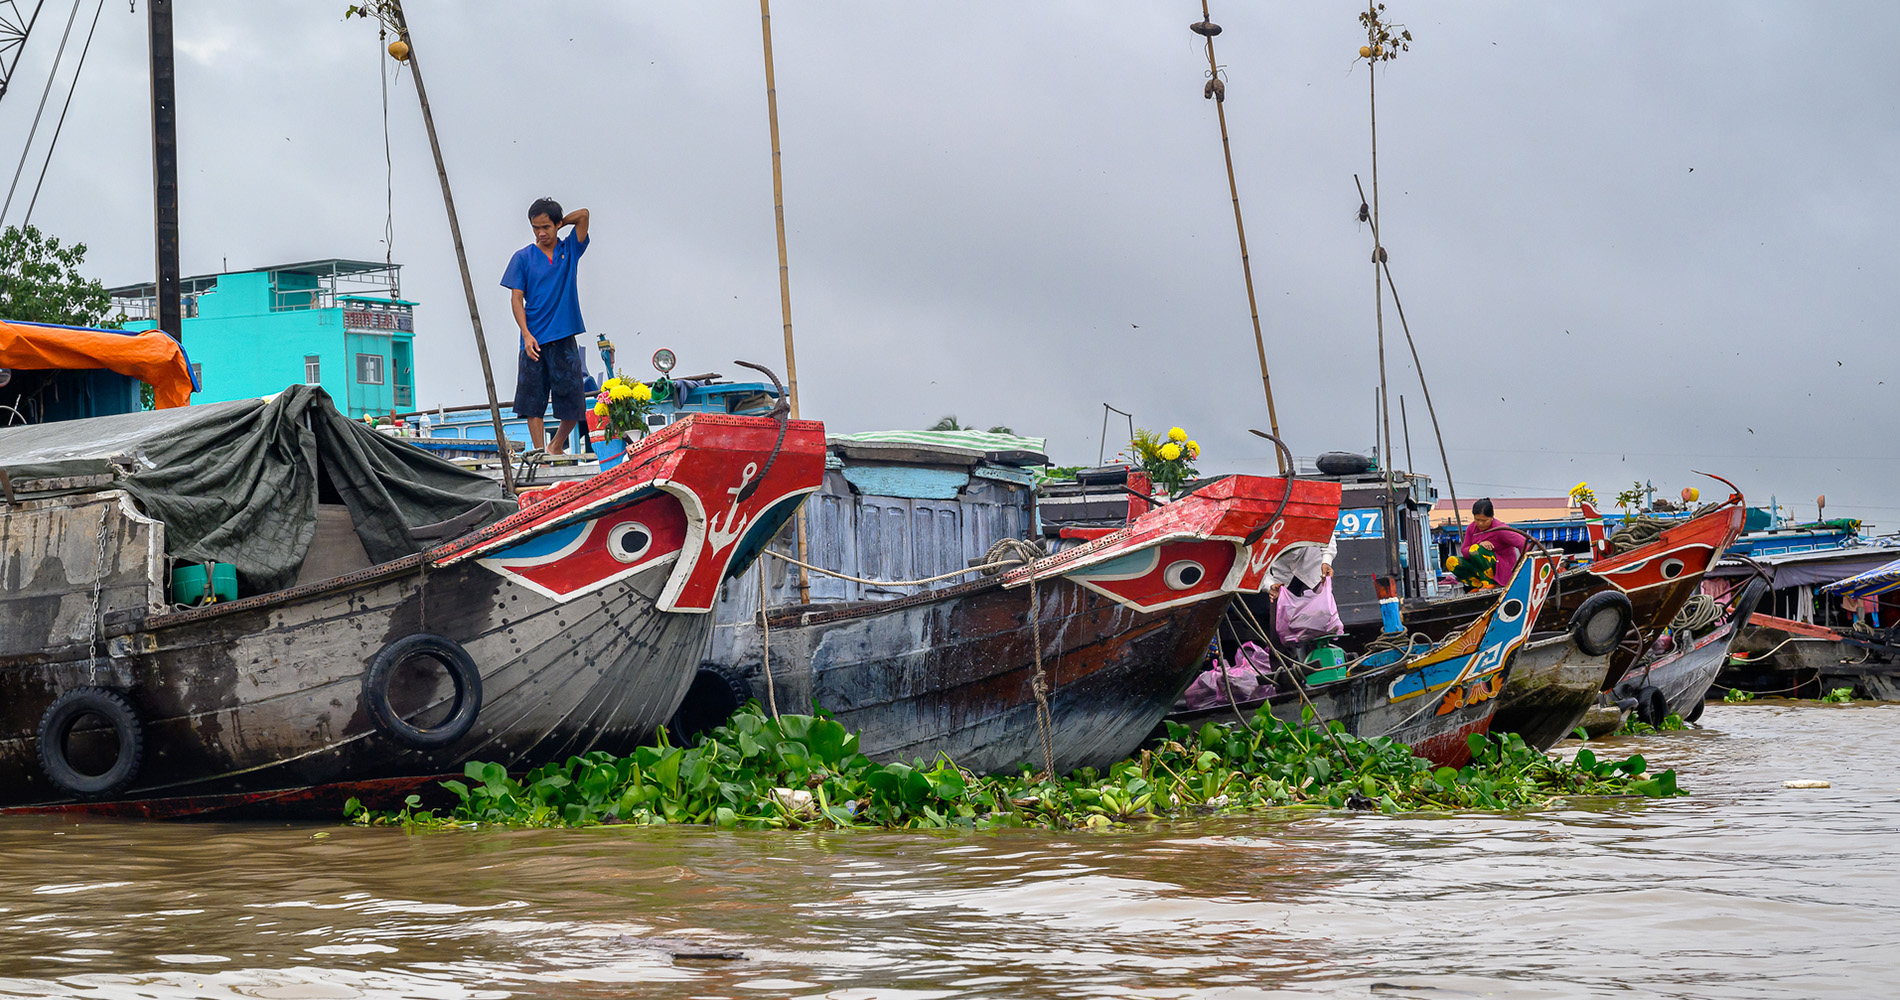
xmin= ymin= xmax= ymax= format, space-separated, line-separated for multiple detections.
xmin=0 ymin=703 xmax=1893 ymax=999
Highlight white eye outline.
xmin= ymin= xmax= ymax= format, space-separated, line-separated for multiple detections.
xmin=1660 ymin=558 xmax=1685 ymax=579
xmin=606 ymin=522 xmax=654 ymax=564
xmin=1163 ymin=560 xmax=1207 ymax=591
xmin=1498 ymin=598 xmax=1525 ymax=622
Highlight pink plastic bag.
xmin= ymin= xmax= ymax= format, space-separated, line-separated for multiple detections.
xmin=1275 ymin=576 xmax=1344 ymax=644
xmin=1181 ymin=642 xmax=1276 ymax=710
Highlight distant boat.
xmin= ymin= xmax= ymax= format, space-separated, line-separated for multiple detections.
xmin=1615 ymin=579 xmax=1768 ymax=722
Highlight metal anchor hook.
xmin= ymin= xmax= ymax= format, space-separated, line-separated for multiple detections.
xmin=732 ymin=360 xmax=790 ymax=503
xmin=1243 ymin=429 xmax=1296 ymax=547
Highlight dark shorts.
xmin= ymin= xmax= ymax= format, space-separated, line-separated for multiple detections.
xmin=514 ymin=335 xmax=586 ymax=423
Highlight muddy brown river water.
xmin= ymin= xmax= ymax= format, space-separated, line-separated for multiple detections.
xmin=0 ymin=702 xmax=1894 ymax=999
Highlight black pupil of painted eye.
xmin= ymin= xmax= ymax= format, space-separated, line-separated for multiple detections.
xmin=617 ymin=527 xmax=650 ymax=556
xmin=1177 ymin=565 xmax=1202 ymax=585
xmin=1662 ymin=562 xmax=1682 ymax=578
xmin=1502 ymin=600 xmax=1523 ymax=618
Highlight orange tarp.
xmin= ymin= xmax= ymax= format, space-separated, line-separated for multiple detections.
xmin=0 ymin=320 xmax=195 ymax=408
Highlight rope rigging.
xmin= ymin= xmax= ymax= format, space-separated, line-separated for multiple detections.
xmin=1 ymin=0 xmax=80 ymax=225
xmin=0 ymin=1 xmax=50 ymax=107
xmin=19 ymin=0 xmax=102 ymax=228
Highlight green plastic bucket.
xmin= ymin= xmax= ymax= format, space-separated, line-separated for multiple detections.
xmin=171 ymin=563 xmax=238 ymax=606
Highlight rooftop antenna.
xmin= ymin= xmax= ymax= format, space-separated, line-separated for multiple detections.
xmin=1190 ymin=3 xmax=1285 ymax=474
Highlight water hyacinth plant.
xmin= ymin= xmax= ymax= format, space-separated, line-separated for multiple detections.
xmin=345 ymin=706 xmax=1684 ymax=832
xmin=1130 ymin=427 xmax=1201 ymax=496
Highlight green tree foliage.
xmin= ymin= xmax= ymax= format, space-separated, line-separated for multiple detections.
xmin=0 ymin=225 xmax=116 ymax=328
xmin=928 ymin=414 xmax=1014 ymax=435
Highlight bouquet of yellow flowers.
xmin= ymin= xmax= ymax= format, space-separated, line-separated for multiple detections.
xmin=1130 ymin=426 xmax=1202 ymax=497
xmin=593 ymin=376 xmax=656 ymax=440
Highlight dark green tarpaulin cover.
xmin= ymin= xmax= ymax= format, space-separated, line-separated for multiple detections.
xmin=0 ymin=385 xmax=516 ymax=593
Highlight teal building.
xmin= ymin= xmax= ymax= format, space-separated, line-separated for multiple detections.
xmin=110 ymin=260 xmax=417 ymax=418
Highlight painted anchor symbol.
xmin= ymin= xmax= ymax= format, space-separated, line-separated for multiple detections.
xmin=707 ymin=462 xmax=759 ymax=554
xmin=1246 ymin=520 xmax=1288 ymax=576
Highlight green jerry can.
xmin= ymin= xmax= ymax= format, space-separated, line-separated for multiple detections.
xmin=171 ymin=562 xmax=238 ymax=606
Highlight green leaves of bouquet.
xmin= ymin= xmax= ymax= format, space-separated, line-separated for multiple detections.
xmin=1131 ymin=426 xmax=1201 ymax=496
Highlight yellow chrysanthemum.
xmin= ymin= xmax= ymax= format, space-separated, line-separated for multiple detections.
xmin=631 ymin=382 xmax=653 ymax=402
xmin=1168 ymin=427 xmax=1187 ymax=443
xmin=603 ymin=377 xmax=624 ymax=390
xmin=1186 ymin=440 xmax=1200 ymax=459
xmin=1160 ymin=442 xmax=1182 ymax=461
xmin=593 ymin=402 xmax=609 ymax=416
xmin=609 ymin=384 xmax=636 ymax=401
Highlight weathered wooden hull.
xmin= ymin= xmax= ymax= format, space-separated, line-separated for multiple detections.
xmin=1488 ymin=632 xmax=1610 ymax=751
xmin=0 ymin=413 xmax=828 ymax=818
xmin=748 ymin=577 xmax=1229 ymax=775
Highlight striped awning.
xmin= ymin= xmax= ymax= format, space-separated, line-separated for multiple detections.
xmin=1820 ymin=555 xmax=1900 ymax=601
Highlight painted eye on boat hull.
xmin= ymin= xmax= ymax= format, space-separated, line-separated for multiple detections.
xmin=1660 ymin=558 xmax=1685 ymax=579
xmin=1163 ymin=560 xmax=1206 ymax=591
xmin=1498 ymin=598 xmax=1525 ymax=622
xmin=607 ymin=522 xmax=654 ymax=563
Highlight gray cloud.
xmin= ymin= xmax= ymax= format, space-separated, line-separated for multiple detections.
xmin=10 ymin=1 xmax=1894 ymax=525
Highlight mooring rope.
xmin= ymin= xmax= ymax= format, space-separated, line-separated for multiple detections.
xmin=757 ymin=559 xmax=779 ymax=722
xmin=1026 ymin=568 xmax=1058 ymax=781
xmin=762 ymin=548 xmax=1028 ymax=589
xmin=1670 ymin=593 xmax=1723 ymax=633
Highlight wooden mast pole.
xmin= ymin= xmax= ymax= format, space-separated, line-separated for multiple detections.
xmin=759 ymin=0 xmax=810 ymax=603
xmin=387 ymin=0 xmax=515 ymax=496
xmin=1365 ymin=2 xmax=1401 ymax=583
xmin=1195 ymin=1 xmax=1285 ymax=474
xmin=147 ymin=0 xmax=181 ymax=342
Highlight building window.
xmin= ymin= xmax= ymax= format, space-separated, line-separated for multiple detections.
xmin=189 ymin=363 xmax=202 ymax=387
xmin=304 ymin=355 xmax=321 ymax=384
xmin=356 ymin=353 xmax=385 ymax=385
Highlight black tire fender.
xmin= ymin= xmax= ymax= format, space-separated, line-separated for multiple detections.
xmin=1685 ymin=698 xmax=1705 ymax=724
xmin=1570 ymin=591 xmax=1634 ymax=658
xmin=668 ymin=663 xmax=755 ymax=745
xmin=363 ymin=633 xmax=483 ymax=750
xmin=38 ymin=687 xmax=144 ymax=797
xmin=1636 ymin=685 xmax=1670 ymax=728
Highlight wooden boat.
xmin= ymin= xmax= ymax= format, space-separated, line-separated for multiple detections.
xmin=1722 ymin=613 xmax=1850 ymax=698
xmin=1615 ymin=579 xmax=1768 ymax=723
xmin=0 ymin=392 xmax=825 ymax=818
xmin=1389 ymin=487 xmax=1747 ymax=689
xmin=721 ymin=475 xmax=1342 ymax=775
xmin=1488 ymin=592 xmax=1633 ymax=751
xmin=1172 ymin=553 xmax=1559 ymax=767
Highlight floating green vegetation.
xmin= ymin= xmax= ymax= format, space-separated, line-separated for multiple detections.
xmin=1723 ymin=688 xmax=1754 ymax=703
xmin=1617 ymin=712 xmax=1687 ymax=736
xmin=1820 ymin=687 xmax=1855 ymax=704
xmin=345 ymin=708 xmax=1684 ymax=832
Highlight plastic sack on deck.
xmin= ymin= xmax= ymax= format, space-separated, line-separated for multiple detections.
xmin=1181 ymin=642 xmax=1276 ymax=711
xmin=1275 ymin=576 xmax=1344 ymax=644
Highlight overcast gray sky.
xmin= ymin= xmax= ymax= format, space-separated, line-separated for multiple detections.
xmin=9 ymin=2 xmax=1895 ymax=527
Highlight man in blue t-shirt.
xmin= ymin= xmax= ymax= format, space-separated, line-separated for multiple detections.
xmin=501 ymin=196 xmax=591 ymax=454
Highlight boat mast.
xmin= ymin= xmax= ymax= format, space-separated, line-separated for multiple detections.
xmin=758 ymin=0 xmax=810 ymax=602
xmin=148 ymin=0 xmax=181 ymax=341
xmin=1191 ymin=2 xmax=1286 ymax=475
xmin=1362 ymin=2 xmax=1403 ymax=584
xmin=378 ymin=0 xmax=515 ymax=495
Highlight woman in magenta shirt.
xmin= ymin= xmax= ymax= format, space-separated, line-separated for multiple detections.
xmin=1460 ymin=498 xmax=1528 ymax=589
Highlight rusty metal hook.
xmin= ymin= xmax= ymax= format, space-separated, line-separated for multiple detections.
xmin=732 ymin=360 xmax=790 ymax=503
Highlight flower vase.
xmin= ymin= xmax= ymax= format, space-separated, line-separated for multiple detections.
xmin=596 ymin=436 xmax=628 ymax=471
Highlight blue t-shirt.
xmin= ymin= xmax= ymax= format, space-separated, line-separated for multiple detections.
xmin=501 ymin=231 xmax=588 ymax=346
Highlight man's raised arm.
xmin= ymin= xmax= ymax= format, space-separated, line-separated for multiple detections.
xmin=563 ymin=207 xmax=589 ymax=243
